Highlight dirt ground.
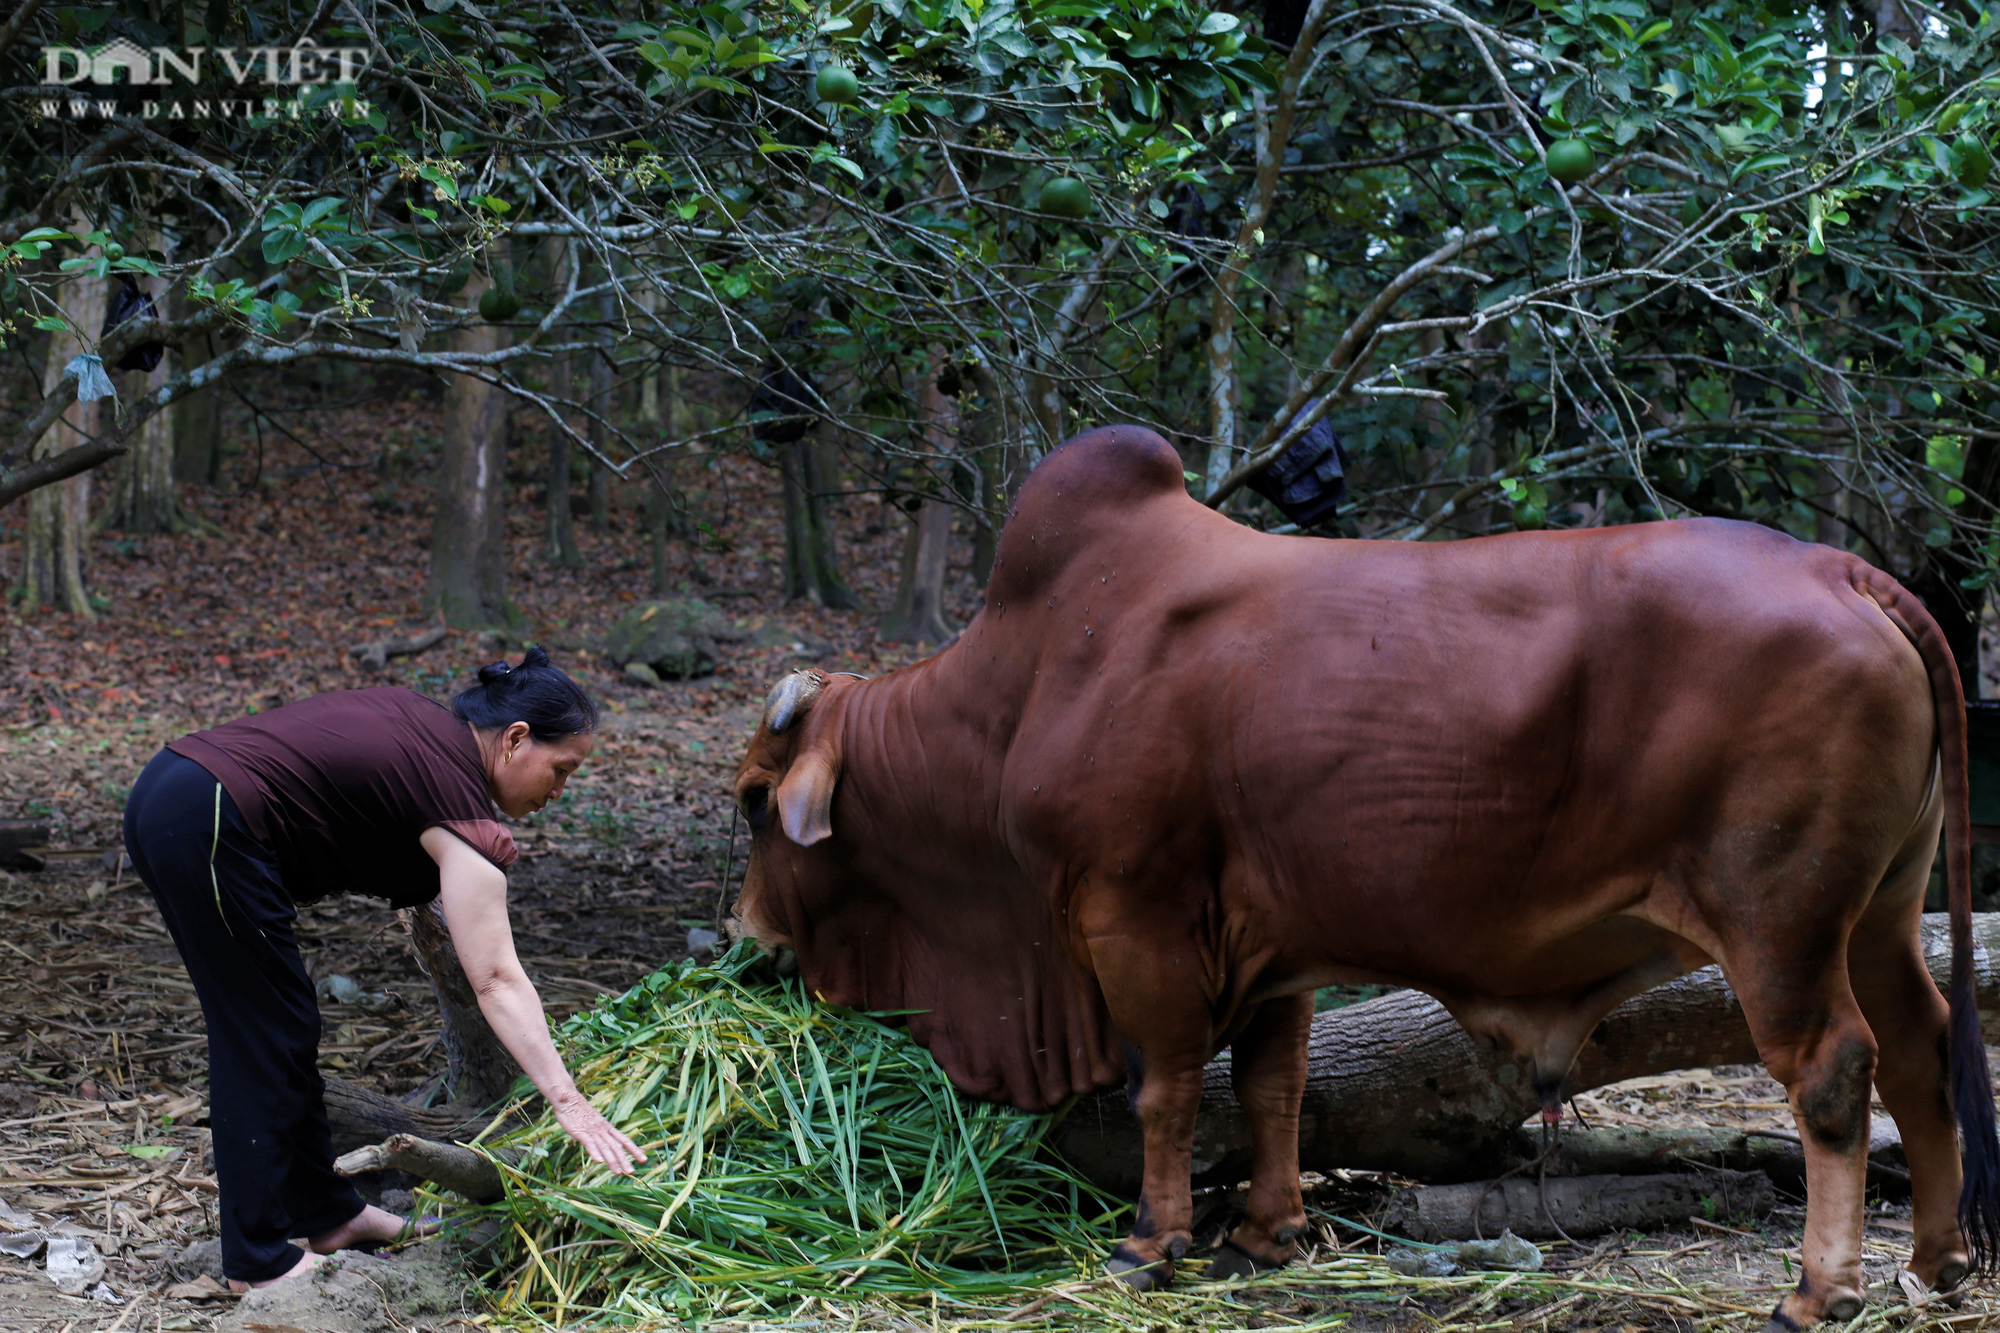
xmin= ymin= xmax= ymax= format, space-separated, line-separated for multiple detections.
xmin=0 ymin=384 xmax=1996 ymax=1329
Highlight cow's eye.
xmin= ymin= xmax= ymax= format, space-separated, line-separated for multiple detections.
xmin=742 ymin=784 xmax=773 ymax=831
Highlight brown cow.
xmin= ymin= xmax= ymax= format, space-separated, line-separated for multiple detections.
xmin=730 ymin=425 xmax=2000 ymax=1328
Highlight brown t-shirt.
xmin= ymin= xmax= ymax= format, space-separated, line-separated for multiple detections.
xmin=168 ymin=687 xmax=518 ymax=908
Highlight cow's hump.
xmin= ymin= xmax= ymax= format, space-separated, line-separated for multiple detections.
xmin=990 ymin=426 xmax=1189 ymax=599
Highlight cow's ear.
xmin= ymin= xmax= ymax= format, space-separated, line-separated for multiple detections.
xmin=776 ymin=748 xmax=840 ymax=846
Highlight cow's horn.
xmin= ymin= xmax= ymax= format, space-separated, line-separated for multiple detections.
xmin=763 ymin=670 xmax=824 ymax=734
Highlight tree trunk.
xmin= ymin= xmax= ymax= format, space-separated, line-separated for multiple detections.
xmin=428 ymin=268 xmax=514 ymax=628
xmin=878 ymin=366 xmax=958 ymax=645
xmin=586 ymin=289 xmax=613 ymax=535
xmin=404 ymin=901 xmax=523 ymax=1109
xmin=781 ymin=427 xmax=860 ymax=610
xmin=172 ymin=328 xmax=222 ymax=486
xmin=643 ymin=365 xmax=685 ymax=596
xmin=545 ymin=242 xmax=584 ymax=569
xmin=23 ymin=253 xmax=105 ymax=618
xmin=171 ymin=251 xmax=224 ymax=487
xmin=1048 ymin=914 xmax=2000 ymax=1194
xmin=101 ymin=310 xmax=181 ymax=535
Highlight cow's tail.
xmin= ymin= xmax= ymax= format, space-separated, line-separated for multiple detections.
xmin=1862 ymin=566 xmax=2000 ymax=1271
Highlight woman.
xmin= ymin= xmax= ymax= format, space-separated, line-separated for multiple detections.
xmin=123 ymin=648 xmax=644 ymax=1291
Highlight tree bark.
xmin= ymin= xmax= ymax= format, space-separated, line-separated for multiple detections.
xmin=586 ymin=288 xmax=613 ymax=535
xmin=643 ymin=364 xmax=685 ymax=596
xmin=1048 ymin=914 xmax=2000 ymax=1194
xmin=1382 ymin=1170 xmax=1775 ymax=1243
xmin=878 ymin=365 xmax=958 ymax=645
xmin=545 ymin=241 xmax=584 ymax=569
xmin=101 ymin=306 xmax=182 ymax=535
xmin=780 ymin=428 xmax=860 ymax=610
xmin=321 ymin=1076 xmax=490 ymax=1156
xmin=23 ymin=247 xmax=104 ymax=618
xmin=428 ymin=268 xmax=515 ymax=628
xmin=172 ymin=325 xmax=221 ymax=486
xmin=333 ymin=1132 xmax=506 ymax=1203
xmin=170 ymin=250 xmax=224 ymax=487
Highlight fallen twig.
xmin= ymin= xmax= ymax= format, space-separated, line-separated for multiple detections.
xmin=348 ymin=626 xmax=449 ymax=673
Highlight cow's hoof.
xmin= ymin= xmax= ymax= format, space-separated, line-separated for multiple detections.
xmin=1107 ymin=1243 xmax=1174 ymax=1292
xmin=1932 ymin=1258 xmax=1969 ymax=1292
xmin=1206 ymin=1240 xmax=1266 ymax=1281
xmin=1823 ymin=1294 xmax=1862 ymax=1322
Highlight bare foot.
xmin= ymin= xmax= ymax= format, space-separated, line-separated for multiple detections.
xmin=309 ymin=1203 xmax=439 ymax=1253
xmin=227 ymin=1248 xmax=324 ymax=1292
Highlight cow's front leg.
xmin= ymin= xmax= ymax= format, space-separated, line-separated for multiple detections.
xmin=1107 ymin=1046 xmax=1205 ymax=1291
xmin=1209 ymin=991 xmax=1312 ymax=1279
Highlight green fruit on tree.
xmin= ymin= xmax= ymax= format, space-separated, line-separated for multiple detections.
xmin=1952 ymin=134 xmax=1993 ymax=189
xmin=1546 ymin=138 xmax=1596 ymax=184
xmin=1040 ymin=176 xmax=1092 ymax=220
xmin=479 ymin=285 xmax=522 ymax=322
xmin=815 ymin=65 xmax=859 ymax=105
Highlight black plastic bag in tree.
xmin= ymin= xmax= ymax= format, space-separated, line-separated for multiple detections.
xmin=750 ymin=364 xmax=813 ymax=445
xmin=1245 ymin=403 xmax=1349 ymax=527
xmin=101 ymin=276 xmax=164 ymax=373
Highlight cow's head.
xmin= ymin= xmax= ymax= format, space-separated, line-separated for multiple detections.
xmin=726 ymin=666 xmax=1121 ymax=1111
xmin=726 ymin=668 xmax=851 ymax=965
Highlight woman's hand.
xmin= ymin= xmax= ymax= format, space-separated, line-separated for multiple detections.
xmin=552 ymin=1090 xmax=648 ymax=1175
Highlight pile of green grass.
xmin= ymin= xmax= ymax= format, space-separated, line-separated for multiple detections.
xmin=474 ymin=945 xmax=1125 ymax=1325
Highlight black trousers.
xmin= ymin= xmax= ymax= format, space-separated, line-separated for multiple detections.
xmin=123 ymin=749 xmax=363 ymax=1281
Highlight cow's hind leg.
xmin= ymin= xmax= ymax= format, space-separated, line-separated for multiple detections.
xmin=1729 ymin=946 xmax=1877 ymax=1330
xmin=1848 ymin=810 xmax=1968 ymax=1293
xmin=1208 ymin=991 xmax=1313 ymax=1279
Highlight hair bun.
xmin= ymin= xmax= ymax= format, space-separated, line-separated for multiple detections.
xmin=477 ymin=661 xmax=513 ymax=686
xmin=519 ymin=645 xmax=553 ymax=670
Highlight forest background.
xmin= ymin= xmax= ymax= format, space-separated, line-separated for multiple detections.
xmin=6 ymin=0 xmax=2000 ymax=1019
xmin=3 ymin=0 xmax=2000 ymax=1325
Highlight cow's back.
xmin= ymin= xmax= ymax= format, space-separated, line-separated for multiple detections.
xmin=954 ymin=432 xmax=1938 ymax=1014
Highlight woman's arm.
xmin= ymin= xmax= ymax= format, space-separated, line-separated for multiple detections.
xmin=420 ymin=827 xmax=645 ymax=1174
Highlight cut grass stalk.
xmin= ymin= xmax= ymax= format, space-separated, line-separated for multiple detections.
xmin=474 ymin=946 xmax=1125 ymax=1323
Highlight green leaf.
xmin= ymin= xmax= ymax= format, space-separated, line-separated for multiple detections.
xmin=122 ymin=1145 xmax=173 ymax=1159
xmin=1730 ymin=151 xmax=1790 ymax=180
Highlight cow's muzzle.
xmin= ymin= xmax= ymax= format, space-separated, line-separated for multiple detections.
xmin=725 ymin=909 xmax=798 ymax=976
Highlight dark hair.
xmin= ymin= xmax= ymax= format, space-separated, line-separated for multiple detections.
xmin=452 ymin=646 xmax=599 ymax=741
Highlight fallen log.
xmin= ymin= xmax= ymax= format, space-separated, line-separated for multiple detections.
xmin=0 ymin=818 xmax=50 ymax=872
xmin=326 ymin=915 xmax=2000 ymax=1199
xmin=1050 ymin=914 xmax=2000 ymax=1194
xmin=333 ymin=1132 xmax=505 ymax=1203
xmin=1382 ymin=1169 xmax=1774 ymax=1243
xmin=349 ymin=625 xmax=448 ymax=672
xmin=1550 ymin=1120 xmax=1909 ymax=1194
xmin=322 ymin=1076 xmax=490 ymax=1156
